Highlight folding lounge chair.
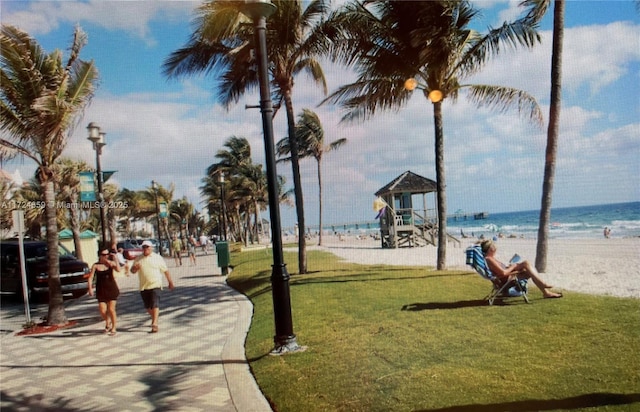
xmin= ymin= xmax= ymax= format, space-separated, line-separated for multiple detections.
xmin=465 ymin=245 xmax=529 ymax=305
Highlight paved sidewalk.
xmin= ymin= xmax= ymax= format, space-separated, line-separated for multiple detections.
xmin=0 ymin=254 xmax=272 ymax=412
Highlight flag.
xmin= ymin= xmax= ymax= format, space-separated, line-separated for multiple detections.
xmin=79 ymin=171 xmax=95 ymax=202
xmin=373 ymin=197 xmax=388 ymax=219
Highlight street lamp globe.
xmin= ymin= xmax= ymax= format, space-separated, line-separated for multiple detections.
xmin=87 ymin=122 xmax=101 ymax=142
xmin=404 ymin=78 xmax=418 ymax=91
xmin=428 ymin=90 xmax=443 ymax=103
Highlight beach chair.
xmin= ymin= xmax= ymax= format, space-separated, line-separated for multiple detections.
xmin=465 ymin=245 xmax=529 ymax=305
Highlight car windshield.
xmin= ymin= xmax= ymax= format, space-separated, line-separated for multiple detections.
xmin=58 ymin=243 xmax=74 ymax=257
xmin=24 ymin=243 xmax=74 ymax=261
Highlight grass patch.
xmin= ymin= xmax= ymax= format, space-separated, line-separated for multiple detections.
xmin=227 ymin=249 xmax=640 ymax=412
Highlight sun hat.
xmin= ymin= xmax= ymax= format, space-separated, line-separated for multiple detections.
xmin=141 ymin=240 xmax=154 ymax=248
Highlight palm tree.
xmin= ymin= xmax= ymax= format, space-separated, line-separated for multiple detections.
xmin=10 ymin=177 xmax=45 ymax=239
xmin=102 ymin=182 xmax=120 ymax=246
xmin=145 ymin=183 xmax=174 ymax=242
xmin=276 ymin=109 xmax=347 ymax=246
xmin=170 ymin=196 xmax=195 ymax=241
xmin=163 ymin=0 xmax=333 ymax=274
xmin=242 ymin=163 xmax=268 ymax=244
xmin=0 ymin=179 xmax=16 ymax=234
xmin=521 ymin=0 xmax=565 ymax=272
xmin=202 ymin=136 xmax=269 ymax=244
xmin=117 ymin=188 xmax=144 ymax=238
xmin=200 ymin=174 xmax=226 ymax=239
xmin=322 ymin=1 xmax=543 ymax=269
xmin=53 ymin=158 xmax=92 ymax=261
xmin=0 ymin=25 xmax=98 ymax=324
xmin=206 ymin=136 xmax=253 ymax=241
xmin=201 ymin=162 xmax=271 ymax=244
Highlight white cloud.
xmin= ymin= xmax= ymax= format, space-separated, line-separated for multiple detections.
xmin=1 ymin=1 xmax=198 ymax=45
xmin=470 ymin=21 xmax=640 ymax=100
xmin=495 ymin=0 xmax=526 ymax=25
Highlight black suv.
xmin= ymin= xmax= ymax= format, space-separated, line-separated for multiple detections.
xmin=0 ymin=240 xmax=91 ymax=301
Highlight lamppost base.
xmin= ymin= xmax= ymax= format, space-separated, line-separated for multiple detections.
xmin=269 ymin=336 xmax=307 ymax=356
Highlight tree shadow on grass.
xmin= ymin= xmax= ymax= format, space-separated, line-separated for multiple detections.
xmin=290 ymin=271 xmax=473 ymax=287
xmin=229 ymin=263 xmax=475 ymax=300
xmin=415 ymin=392 xmax=640 ymax=412
xmin=400 ymin=297 xmax=530 ymax=310
xmin=401 ymin=300 xmax=490 ymax=311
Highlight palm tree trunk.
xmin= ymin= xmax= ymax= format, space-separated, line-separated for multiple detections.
xmin=70 ymin=193 xmax=83 ymax=261
xmin=163 ymin=218 xmax=170 ymax=245
xmin=432 ymin=101 xmax=447 ymax=270
xmin=317 ymin=159 xmax=323 ymax=246
xmin=283 ymin=89 xmax=307 ymax=274
xmin=254 ymin=200 xmax=261 ymax=244
xmin=536 ymin=0 xmax=564 ymax=272
xmin=245 ymin=209 xmax=250 ymax=246
xmin=43 ymin=178 xmax=67 ymax=325
xmin=108 ymin=208 xmax=117 ymax=248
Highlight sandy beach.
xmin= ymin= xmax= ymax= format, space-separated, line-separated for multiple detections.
xmin=297 ymin=235 xmax=640 ymax=299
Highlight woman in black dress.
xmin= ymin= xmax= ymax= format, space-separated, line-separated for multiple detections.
xmin=88 ymin=249 xmax=121 ymax=335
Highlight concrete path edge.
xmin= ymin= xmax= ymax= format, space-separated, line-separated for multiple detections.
xmin=222 ymin=284 xmax=273 ymax=412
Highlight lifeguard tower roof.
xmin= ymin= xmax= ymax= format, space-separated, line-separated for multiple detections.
xmin=375 ymin=170 xmax=436 ymax=197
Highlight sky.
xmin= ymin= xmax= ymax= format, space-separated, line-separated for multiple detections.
xmin=1 ymin=0 xmax=639 ymax=230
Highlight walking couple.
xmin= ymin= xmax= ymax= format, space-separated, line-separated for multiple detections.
xmin=88 ymin=240 xmax=174 ymax=335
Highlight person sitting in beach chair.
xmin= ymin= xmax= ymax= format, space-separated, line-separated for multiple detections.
xmin=466 ymin=243 xmax=528 ymax=305
xmin=472 ymin=240 xmax=563 ymax=302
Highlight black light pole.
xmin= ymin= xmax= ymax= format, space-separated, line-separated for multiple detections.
xmin=219 ymin=172 xmax=227 ymax=241
xmin=152 ymin=180 xmax=162 ymax=256
xmin=87 ymin=122 xmax=107 ymax=247
xmin=242 ymin=0 xmax=303 ymax=355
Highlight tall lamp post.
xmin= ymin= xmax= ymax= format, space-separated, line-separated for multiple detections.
xmin=241 ymin=0 xmax=304 ymax=355
xmin=87 ymin=122 xmax=108 ymax=247
xmin=152 ymin=180 xmax=162 ymax=256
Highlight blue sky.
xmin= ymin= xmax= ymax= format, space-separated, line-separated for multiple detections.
xmin=1 ymin=0 xmax=639 ymax=230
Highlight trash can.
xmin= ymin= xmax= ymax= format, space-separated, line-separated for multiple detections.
xmin=216 ymin=241 xmax=230 ymax=275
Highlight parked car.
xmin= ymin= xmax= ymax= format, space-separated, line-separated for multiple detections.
xmin=0 ymin=239 xmax=91 ymax=301
xmin=116 ymin=240 xmax=144 ymax=260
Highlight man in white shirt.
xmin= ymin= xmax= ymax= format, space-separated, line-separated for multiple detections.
xmin=131 ymin=240 xmax=175 ymax=333
xmin=199 ymin=234 xmax=209 ymax=255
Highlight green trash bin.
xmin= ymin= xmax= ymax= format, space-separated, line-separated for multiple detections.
xmin=216 ymin=241 xmax=230 ymax=275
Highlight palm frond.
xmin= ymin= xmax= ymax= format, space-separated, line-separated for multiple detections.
xmin=322 ymin=77 xmax=410 ymax=123
xmin=518 ymin=0 xmax=551 ymax=25
xmin=455 ymin=11 xmax=541 ymax=78
xmin=467 ymin=85 xmax=543 ymax=127
xmin=293 ymin=58 xmax=327 ymax=95
xmin=1 ymin=25 xmax=96 ymax=167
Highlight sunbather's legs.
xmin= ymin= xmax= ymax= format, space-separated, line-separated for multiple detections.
xmin=516 ymin=261 xmax=562 ymax=297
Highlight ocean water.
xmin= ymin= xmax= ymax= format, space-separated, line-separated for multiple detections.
xmin=311 ymin=202 xmax=640 ymax=240
xmin=448 ymin=201 xmax=640 ymax=240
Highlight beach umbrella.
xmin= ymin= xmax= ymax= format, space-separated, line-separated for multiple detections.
xmin=485 ymin=223 xmax=499 ymax=232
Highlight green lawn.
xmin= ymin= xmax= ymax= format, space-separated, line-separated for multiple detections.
xmin=227 ymin=249 xmax=640 ymax=412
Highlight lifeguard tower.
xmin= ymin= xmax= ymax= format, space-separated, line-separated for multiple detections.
xmin=375 ymin=171 xmax=440 ymax=248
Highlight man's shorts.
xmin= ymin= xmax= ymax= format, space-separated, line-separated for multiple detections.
xmin=140 ymin=288 xmax=160 ymax=309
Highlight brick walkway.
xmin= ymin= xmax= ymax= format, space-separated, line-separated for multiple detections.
xmin=0 ymin=253 xmax=271 ymax=411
